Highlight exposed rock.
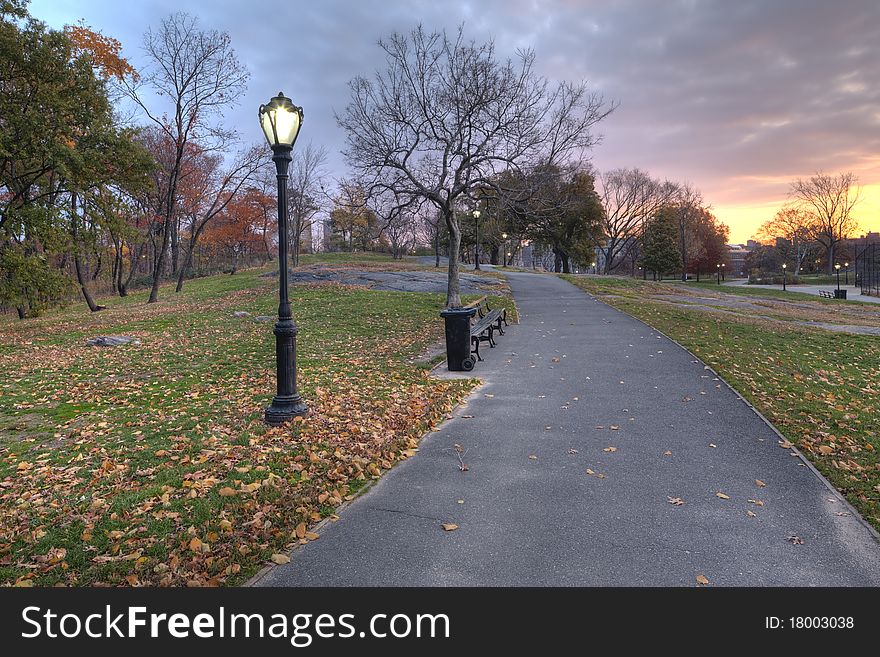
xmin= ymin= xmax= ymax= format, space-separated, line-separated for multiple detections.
xmin=86 ymin=336 xmax=141 ymax=347
xmin=261 ymin=266 xmax=505 ymax=295
xmin=233 ymin=311 xmax=251 ymax=317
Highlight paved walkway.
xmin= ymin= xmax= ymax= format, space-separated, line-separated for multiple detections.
xmin=724 ymin=280 xmax=879 ymax=303
xmin=255 ymin=272 xmax=880 ymax=586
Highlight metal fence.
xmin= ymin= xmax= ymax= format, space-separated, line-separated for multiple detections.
xmin=856 ymin=242 xmax=880 ymax=297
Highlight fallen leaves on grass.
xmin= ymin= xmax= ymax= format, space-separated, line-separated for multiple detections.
xmin=0 ymin=281 xmax=480 ymax=587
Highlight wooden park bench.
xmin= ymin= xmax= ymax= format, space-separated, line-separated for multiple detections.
xmin=469 ymin=299 xmax=508 ymax=363
xmin=818 ymin=290 xmax=835 ymax=299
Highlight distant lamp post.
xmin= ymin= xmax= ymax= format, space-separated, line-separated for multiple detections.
xmin=716 ymin=263 xmax=721 ymax=285
xmin=501 ymin=232 xmax=508 ymax=266
xmin=259 ymin=92 xmax=307 ymax=425
xmin=844 ymin=261 xmax=850 ymax=285
xmin=591 ymin=261 xmax=597 ymax=275
xmin=721 ymin=263 xmax=726 ymax=281
xmin=835 ymin=263 xmax=841 ymax=291
xmin=472 ymin=210 xmax=482 ymax=270
xmin=782 ymin=263 xmax=787 ymax=291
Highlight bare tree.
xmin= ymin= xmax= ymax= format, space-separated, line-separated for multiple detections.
xmin=789 ymin=171 xmax=860 ymax=274
xmin=597 ymin=168 xmax=677 ymax=274
xmin=287 ymin=142 xmax=327 ymax=267
xmin=368 ymin=189 xmax=424 ymax=259
xmin=337 ymin=25 xmax=612 ymax=307
xmin=124 ymin=12 xmax=249 ymax=302
xmin=672 ymin=182 xmax=703 ymax=281
xmin=756 ymin=204 xmax=815 ymax=274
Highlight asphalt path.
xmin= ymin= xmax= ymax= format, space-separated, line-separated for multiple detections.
xmin=254 ymin=271 xmax=880 ymax=586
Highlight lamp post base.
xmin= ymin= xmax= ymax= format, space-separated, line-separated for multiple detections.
xmin=265 ymin=395 xmax=308 ymax=425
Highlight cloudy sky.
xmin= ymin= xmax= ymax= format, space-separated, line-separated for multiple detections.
xmin=29 ymin=0 xmax=880 ymax=242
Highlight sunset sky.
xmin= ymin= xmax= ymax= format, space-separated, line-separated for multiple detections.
xmin=29 ymin=0 xmax=880 ymax=243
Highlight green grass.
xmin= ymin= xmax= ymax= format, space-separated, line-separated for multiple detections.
xmin=563 ymin=274 xmax=880 ymax=531
xmin=0 ymin=263 xmax=515 ymax=586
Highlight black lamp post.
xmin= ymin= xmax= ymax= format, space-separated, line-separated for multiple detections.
xmin=844 ymin=261 xmax=849 ymax=285
xmin=259 ymin=92 xmax=308 ymax=425
xmin=782 ymin=262 xmax=787 ymax=291
xmin=501 ymin=232 xmax=508 ymax=267
xmin=835 ymin=263 xmax=841 ymax=291
xmin=716 ymin=263 xmax=721 ymax=285
xmin=721 ymin=263 xmax=726 ymax=281
xmin=473 ymin=210 xmax=481 ymax=270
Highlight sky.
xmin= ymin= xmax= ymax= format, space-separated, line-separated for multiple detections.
xmin=28 ymin=0 xmax=880 ymax=243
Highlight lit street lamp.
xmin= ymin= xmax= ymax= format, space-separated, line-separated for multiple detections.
xmin=591 ymin=261 xmax=597 ymax=275
xmin=782 ymin=262 xmax=787 ymax=291
xmin=721 ymin=263 xmax=726 ymax=281
xmin=835 ymin=263 xmax=841 ymax=291
xmin=259 ymin=92 xmax=308 ymax=425
xmin=501 ymin=232 xmax=508 ymax=267
xmin=716 ymin=263 xmax=721 ymax=285
xmin=844 ymin=261 xmax=850 ymax=285
xmin=472 ymin=210 xmax=482 ymax=270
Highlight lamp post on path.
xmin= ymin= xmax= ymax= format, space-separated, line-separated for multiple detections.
xmin=835 ymin=263 xmax=841 ymax=292
xmin=716 ymin=263 xmax=721 ymax=285
xmin=782 ymin=263 xmax=787 ymax=291
xmin=259 ymin=92 xmax=308 ymax=425
xmin=845 ymin=262 xmax=850 ymax=285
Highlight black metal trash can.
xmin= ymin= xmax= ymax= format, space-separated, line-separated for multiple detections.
xmin=440 ymin=306 xmax=477 ymax=371
xmin=834 ymin=289 xmax=847 ymax=299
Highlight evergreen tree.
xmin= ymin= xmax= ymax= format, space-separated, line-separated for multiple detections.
xmin=640 ymin=206 xmax=682 ymax=279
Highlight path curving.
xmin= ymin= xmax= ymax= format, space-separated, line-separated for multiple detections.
xmin=254 ymin=271 xmax=880 ymax=586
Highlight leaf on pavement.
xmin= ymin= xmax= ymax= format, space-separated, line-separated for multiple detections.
xmin=270 ymin=554 xmax=290 ymax=564
xmin=442 ymin=523 xmax=459 ymax=532
xmin=715 ymin=492 xmax=730 ymax=500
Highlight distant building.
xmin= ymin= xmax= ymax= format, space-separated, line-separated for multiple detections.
xmin=725 ymin=243 xmax=753 ymax=277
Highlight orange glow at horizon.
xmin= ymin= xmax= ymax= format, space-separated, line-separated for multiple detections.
xmin=715 ymin=184 xmax=880 ymax=244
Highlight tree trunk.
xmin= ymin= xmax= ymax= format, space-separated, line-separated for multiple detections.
xmin=17 ymin=306 xmax=26 ymax=320
xmin=74 ymin=253 xmax=104 ymax=312
xmin=444 ymin=209 xmax=462 ymax=307
xmin=148 ymin=220 xmax=171 ymax=303
xmin=70 ymin=193 xmax=104 ymax=312
xmin=170 ymin=217 xmax=180 ymax=276
xmin=826 ymin=243 xmax=835 ymax=275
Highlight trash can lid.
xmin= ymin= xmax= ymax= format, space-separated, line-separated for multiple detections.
xmin=440 ymin=306 xmax=478 ymax=318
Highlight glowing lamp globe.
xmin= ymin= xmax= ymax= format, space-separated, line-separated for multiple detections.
xmin=259 ymin=92 xmax=303 ymax=149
